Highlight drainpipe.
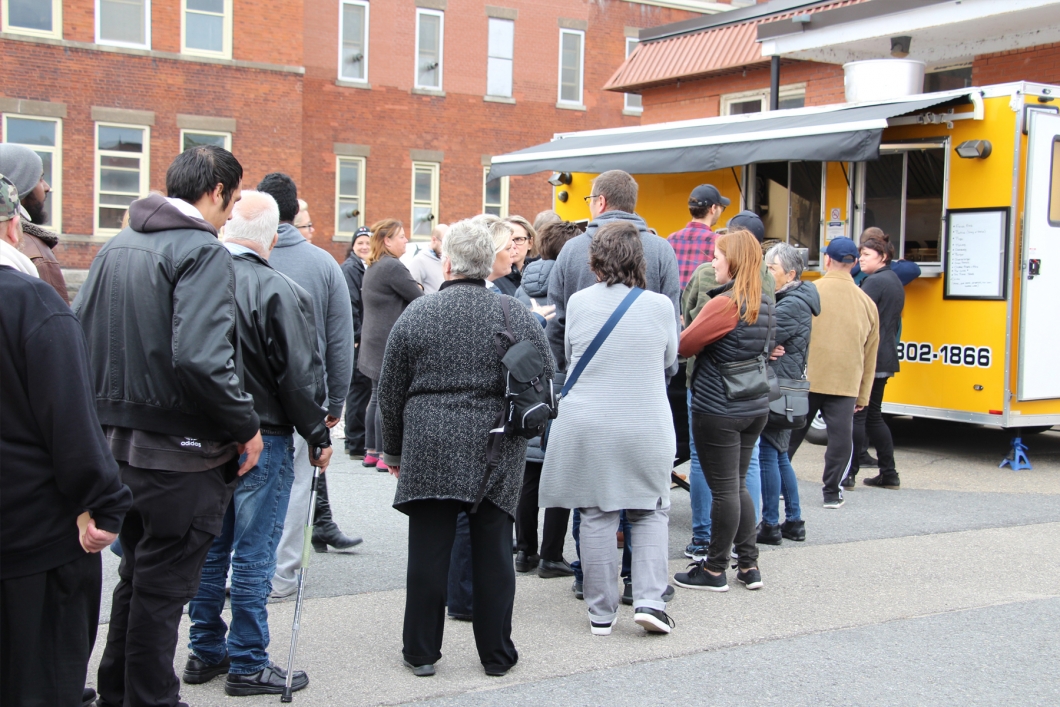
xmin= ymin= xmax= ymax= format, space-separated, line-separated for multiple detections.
xmin=770 ymin=55 xmax=780 ymax=110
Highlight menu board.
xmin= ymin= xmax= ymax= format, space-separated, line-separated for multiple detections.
xmin=944 ymin=208 xmax=1008 ymax=300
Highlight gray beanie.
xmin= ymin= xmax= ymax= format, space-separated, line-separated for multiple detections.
xmin=0 ymin=144 xmax=43 ymax=198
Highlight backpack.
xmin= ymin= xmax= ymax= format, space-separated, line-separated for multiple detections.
xmin=495 ymin=296 xmax=556 ymax=439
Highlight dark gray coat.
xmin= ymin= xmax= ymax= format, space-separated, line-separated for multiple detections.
xmin=762 ymin=280 xmax=819 ymax=451
xmin=357 ymin=254 xmax=423 ymax=380
xmin=378 ymin=280 xmax=555 ymax=517
xmin=860 ymin=264 xmax=905 ymax=375
xmin=515 ymin=258 xmax=554 ymax=308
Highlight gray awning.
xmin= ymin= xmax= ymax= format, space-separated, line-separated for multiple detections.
xmin=488 ymin=91 xmax=971 ymax=179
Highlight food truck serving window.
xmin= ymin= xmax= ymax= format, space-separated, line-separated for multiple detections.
xmin=1050 ymin=137 xmax=1060 ymax=226
xmin=751 ymin=161 xmax=824 ymax=264
xmin=866 ymin=143 xmax=947 ymax=263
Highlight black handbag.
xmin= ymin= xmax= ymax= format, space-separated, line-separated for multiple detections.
xmin=713 ymin=354 xmax=772 ymax=401
xmin=768 ymin=377 xmax=810 ymax=429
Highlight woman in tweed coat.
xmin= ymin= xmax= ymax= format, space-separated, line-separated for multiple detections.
xmin=378 ymin=218 xmax=554 ymax=678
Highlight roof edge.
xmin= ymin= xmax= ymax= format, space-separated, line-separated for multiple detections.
xmin=639 ymin=0 xmax=838 ymax=42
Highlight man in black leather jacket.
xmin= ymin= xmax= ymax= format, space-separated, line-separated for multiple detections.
xmin=74 ymin=146 xmax=264 ymax=707
xmin=184 ymin=190 xmax=331 ymax=696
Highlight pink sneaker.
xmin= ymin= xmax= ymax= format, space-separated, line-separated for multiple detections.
xmin=375 ymin=460 xmax=389 ymax=472
xmin=362 ymin=454 xmax=378 ymax=468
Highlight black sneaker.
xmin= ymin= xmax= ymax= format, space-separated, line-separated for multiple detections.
xmin=572 ymin=579 xmax=584 ymax=600
xmin=633 ymin=607 xmax=675 ymax=634
xmin=863 ymin=472 xmax=900 ymax=489
xmin=841 ymin=474 xmax=856 ymax=489
xmin=780 ymin=519 xmax=805 ymax=541
xmin=224 ymin=662 xmax=307 ymax=696
xmin=683 ymin=538 xmax=710 ymax=559
xmin=736 ymin=567 xmax=763 ymax=590
xmin=823 ymin=497 xmax=845 ymax=509
xmin=589 ymin=615 xmax=617 ymax=636
xmin=403 ymin=659 xmax=436 ymax=677
xmin=756 ymin=523 xmax=782 ymax=546
xmin=183 ymin=653 xmax=230 ymax=685
xmin=622 ymin=581 xmax=676 ymax=605
xmin=673 ymin=562 xmax=728 ymax=592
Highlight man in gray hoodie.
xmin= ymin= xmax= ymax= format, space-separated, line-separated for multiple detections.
xmin=256 ymin=174 xmax=358 ymax=598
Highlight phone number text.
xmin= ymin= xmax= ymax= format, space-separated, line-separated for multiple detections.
xmin=897 ymin=342 xmax=992 ymax=368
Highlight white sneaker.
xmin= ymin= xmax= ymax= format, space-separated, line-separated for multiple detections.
xmin=589 ymin=614 xmax=617 ymax=636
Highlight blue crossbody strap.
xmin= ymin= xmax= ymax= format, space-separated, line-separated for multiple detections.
xmin=560 ymin=287 xmax=644 ymax=398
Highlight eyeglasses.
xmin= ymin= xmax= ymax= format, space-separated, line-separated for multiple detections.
xmin=297 ymin=223 xmax=313 ymax=230
xmin=511 ymin=236 xmax=530 ymax=245
xmin=583 ymin=194 xmax=600 ymax=203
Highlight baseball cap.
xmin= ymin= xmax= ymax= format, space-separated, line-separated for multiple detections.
xmin=689 ymin=184 xmax=730 ymax=209
xmin=727 ymin=210 xmax=765 ymax=242
xmin=0 ymin=176 xmax=20 ymax=222
xmin=825 ymin=237 xmax=859 ymax=263
xmin=354 ymin=226 xmax=372 ymax=239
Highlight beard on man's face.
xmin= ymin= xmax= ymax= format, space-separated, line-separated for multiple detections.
xmin=21 ymin=193 xmax=47 ymax=225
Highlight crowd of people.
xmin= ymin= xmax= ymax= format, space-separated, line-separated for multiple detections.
xmin=0 ymin=143 xmax=913 ymax=705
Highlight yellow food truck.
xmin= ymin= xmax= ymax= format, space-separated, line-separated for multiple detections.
xmin=489 ymin=81 xmax=1060 ymax=460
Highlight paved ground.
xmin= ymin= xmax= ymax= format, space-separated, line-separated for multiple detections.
xmin=87 ymin=419 xmax=1060 ymax=705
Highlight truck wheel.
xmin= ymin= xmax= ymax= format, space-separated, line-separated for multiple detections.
xmin=805 ymin=411 xmax=828 ymax=446
xmin=1011 ymin=425 xmax=1054 ymax=435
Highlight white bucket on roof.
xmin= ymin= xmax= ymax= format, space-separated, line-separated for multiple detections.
xmin=843 ymin=59 xmax=925 ymax=103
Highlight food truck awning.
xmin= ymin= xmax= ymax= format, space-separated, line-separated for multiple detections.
xmin=488 ymin=90 xmax=975 ymax=179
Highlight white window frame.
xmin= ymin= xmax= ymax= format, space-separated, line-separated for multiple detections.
xmin=179 ymin=129 xmax=231 ymax=153
xmin=2 ymin=114 xmax=63 ymax=234
xmin=180 ymin=0 xmax=232 ymax=59
xmin=624 ymin=37 xmax=642 ymax=113
xmin=482 ymin=167 xmax=509 ymax=217
xmin=414 ymin=8 xmax=444 ymax=91
xmin=338 ymin=0 xmax=370 ymax=83
xmin=557 ymin=28 xmax=585 ymax=107
xmin=94 ymin=121 xmax=151 ymax=237
xmin=334 ymin=156 xmax=366 ymax=237
xmin=410 ymin=161 xmax=440 ymax=240
xmin=3 ymin=0 xmax=63 ymax=39
xmin=721 ymin=84 xmax=806 ymax=115
xmin=486 ymin=17 xmax=514 ymax=99
xmin=95 ymin=0 xmax=152 ymax=49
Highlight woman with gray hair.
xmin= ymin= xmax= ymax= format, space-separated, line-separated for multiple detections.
xmin=378 ymin=218 xmax=554 ymax=678
xmin=758 ymin=242 xmax=819 ymax=545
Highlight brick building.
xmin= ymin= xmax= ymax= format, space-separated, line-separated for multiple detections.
xmin=2 ymin=0 xmax=736 ymax=271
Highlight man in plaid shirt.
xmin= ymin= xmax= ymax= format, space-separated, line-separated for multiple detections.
xmin=666 ymin=184 xmax=730 ymax=290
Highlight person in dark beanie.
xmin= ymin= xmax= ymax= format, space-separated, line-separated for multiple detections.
xmin=342 ymin=226 xmax=374 ymax=458
xmin=74 ymin=145 xmax=263 ymax=707
xmin=0 ymin=175 xmax=132 ymax=707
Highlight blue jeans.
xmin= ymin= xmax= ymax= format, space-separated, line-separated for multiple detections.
xmin=447 ymin=512 xmax=473 ymax=617
xmin=572 ymin=509 xmax=581 ymax=583
xmin=188 ymin=435 xmax=295 ymax=676
xmin=688 ymin=391 xmax=712 ymax=543
xmin=759 ymin=438 xmax=801 ymax=525
xmin=746 ymin=438 xmax=762 ymax=525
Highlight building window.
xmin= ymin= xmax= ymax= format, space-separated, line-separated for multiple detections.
xmin=483 ymin=168 xmax=508 ymax=217
xmin=925 ymin=65 xmax=972 ymax=93
xmin=722 ymin=86 xmax=805 ymax=115
xmin=335 ymin=156 xmax=365 ymax=236
xmin=95 ymin=123 xmax=150 ymax=235
xmin=339 ymin=0 xmax=369 ymax=82
xmin=2 ymin=115 xmax=62 ymax=233
xmin=624 ymin=38 xmax=642 ymax=113
xmin=558 ymin=29 xmax=584 ymax=106
xmin=486 ymin=18 xmax=514 ymax=99
xmin=3 ymin=0 xmax=62 ymax=39
xmin=411 ymin=162 xmax=439 ymax=238
xmin=415 ymin=9 xmax=444 ymax=90
xmin=96 ymin=0 xmax=151 ymax=48
xmin=181 ymin=130 xmax=230 ymax=152
xmin=182 ymin=0 xmax=231 ymax=58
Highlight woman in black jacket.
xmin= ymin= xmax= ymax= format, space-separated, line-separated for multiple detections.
xmin=358 ymin=220 xmax=423 ymax=471
xmin=673 ymin=230 xmax=775 ymax=593
xmin=757 ymin=243 xmax=820 ymax=545
xmin=851 ymin=236 xmax=905 ymax=489
xmin=341 ymin=227 xmax=373 ymax=457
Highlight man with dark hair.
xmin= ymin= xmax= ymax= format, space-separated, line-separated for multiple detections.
xmin=667 ymin=184 xmax=729 ymax=291
xmin=256 ymin=173 xmax=357 ymax=588
xmin=74 ymin=145 xmax=264 ymax=707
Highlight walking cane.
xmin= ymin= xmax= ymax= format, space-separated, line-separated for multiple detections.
xmin=281 ymin=446 xmax=323 ymax=703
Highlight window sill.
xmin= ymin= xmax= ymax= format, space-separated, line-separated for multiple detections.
xmin=63 ymin=232 xmax=117 ymax=244
xmin=95 ymin=38 xmax=152 ymax=51
xmin=484 ymin=95 xmax=515 ymax=104
xmin=336 ymin=79 xmax=372 ymax=90
xmin=556 ymin=102 xmax=586 ymax=112
xmin=332 ymin=234 xmax=354 ymax=243
xmin=182 ymin=47 xmax=231 ymax=60
xmin=623 ymin=108 xmax=644 ymax=117
xmin=3 ymin=27 xmax=62 ymax=40
xmin=412 ymin=87 xmax=446 ymax=97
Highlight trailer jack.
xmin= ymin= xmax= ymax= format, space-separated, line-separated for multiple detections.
xmin=999 ymin=436 xmax=1032 ymax=471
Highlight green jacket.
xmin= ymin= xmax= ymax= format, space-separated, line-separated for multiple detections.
xmin=682 ymin=261 xmax=776 ymax=386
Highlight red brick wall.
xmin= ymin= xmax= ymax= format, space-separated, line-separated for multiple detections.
xmin=972 ymin=43 xmax=1060 ymax=86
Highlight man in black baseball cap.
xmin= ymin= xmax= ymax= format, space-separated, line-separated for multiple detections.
xmin=727 ymin=210 xmax=765 ymax=243
xmin=667 ymin=184 xmax=731 ymax=290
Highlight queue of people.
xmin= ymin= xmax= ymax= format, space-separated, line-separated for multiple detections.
xmin=0 ymin=142 xmax=909 ymax=704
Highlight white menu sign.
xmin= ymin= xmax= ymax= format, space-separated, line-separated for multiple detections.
xmin=945 ymin=210 xmax=1007 ymax=299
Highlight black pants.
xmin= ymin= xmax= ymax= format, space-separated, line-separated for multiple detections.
xmin=515 ymin=461 xmax=570 ymax=562
xmin=852 ymin=377 xmax=896 ymax=475
xmin=1 ymin=552 xmax=102 ymax=707
xmin=788 ymin=393 xmax=856 ymax=502
xmin=97 ymin=463 xmax=232 ymax=707
xmin=403 ymin=499 xmax=518 ymax=673
xmin=364 ymin=378 xmax=383 ymax=453
xmin=691 ymin=413 xmax=768 ymax=573
xmin=344 ymin=362 xmax=372 ymax=452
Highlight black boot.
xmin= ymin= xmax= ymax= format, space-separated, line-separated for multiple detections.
xmin=863 ymin=470 xmax=900 ymax=489
xmin=311 ymin=474 xmax=363 ymax=552
xmin=756 ymin=522 xmax=782 ymax=546
xmin=780 ymin=519 xmax=805 ymax=541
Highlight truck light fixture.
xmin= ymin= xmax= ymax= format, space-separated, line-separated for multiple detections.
xmin=548 ymin=171 xmax=572 ymax=187
xmin=955 ymin=140 xmax=992 ymax=159
xmin=556 ymin=190 xmax=569 ymax=203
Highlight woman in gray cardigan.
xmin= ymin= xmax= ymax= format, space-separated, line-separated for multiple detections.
xmin=358 ymin=219 xmax=422 ymax=470
xmin=378 ymin=218 xmax=554 ymax=678
xmin=539 ymin=221 xmax=678 ymax=637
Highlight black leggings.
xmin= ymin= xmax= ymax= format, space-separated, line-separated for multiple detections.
xmin=852 ymin=377 xmax=896 ymax=475
xmin=691 ymin=412 xmax=768 ymax=573
xmin=365 ymin=378 xmax=383 ymax=454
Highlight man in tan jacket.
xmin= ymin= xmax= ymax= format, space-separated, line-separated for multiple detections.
xmin=788 ymin=237 xmax=879 ymax=509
